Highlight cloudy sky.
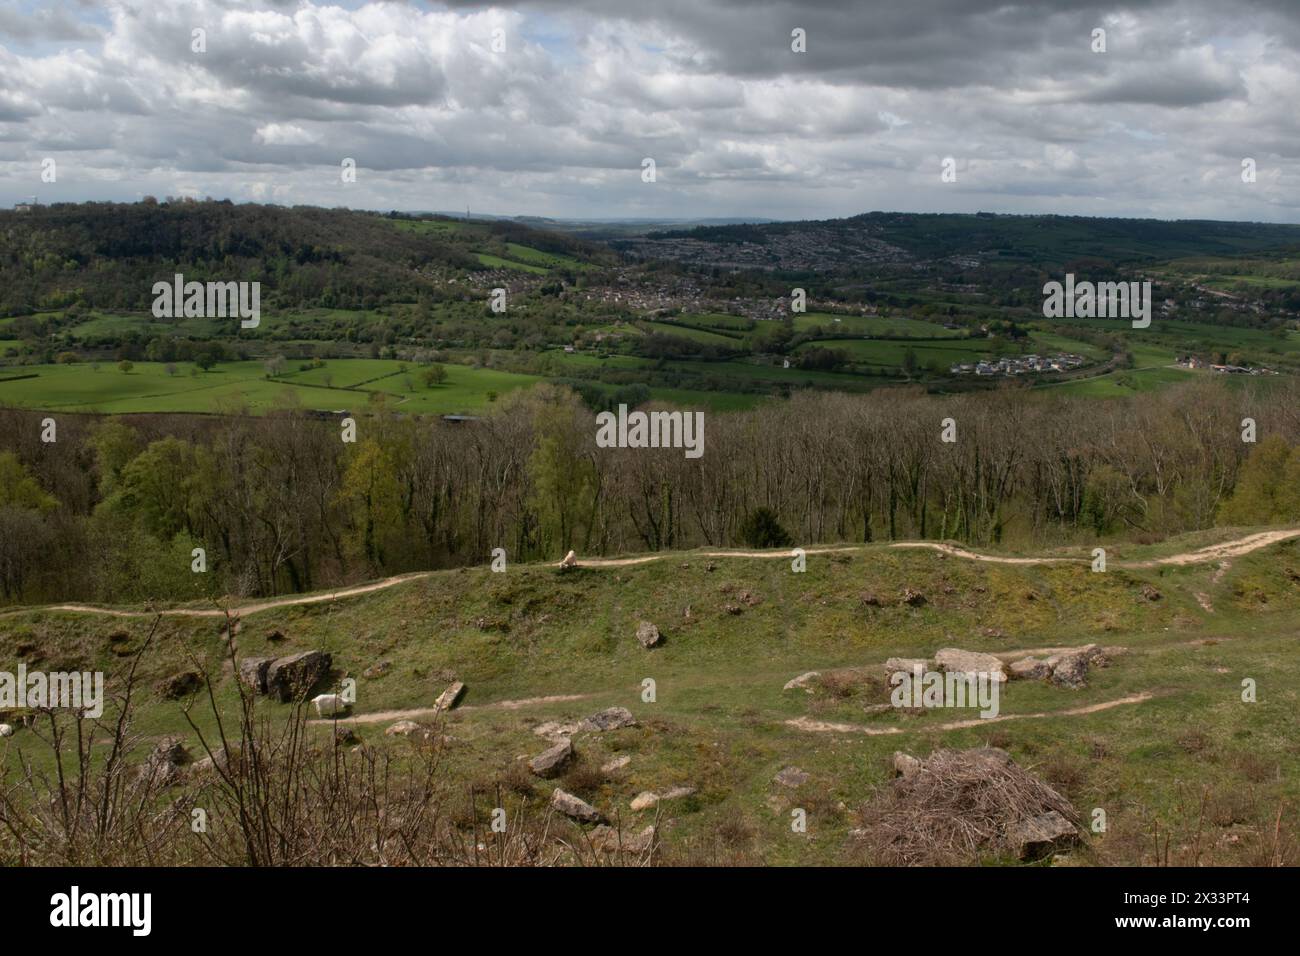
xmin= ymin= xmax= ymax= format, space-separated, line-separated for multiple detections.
xmin=1 ymin=0 xmax=1299 ymax=222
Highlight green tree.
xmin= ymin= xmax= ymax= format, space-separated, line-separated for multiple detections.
xmin=525 ymin=388 xmax=596 ymax=555
xmin=195 ymin=349 xmax=218 ymax=371
xmin=1219 ymin=437 xmax=1300 ymax=524
xmin=88 ymin=420 xmax=144 ymax=496
xmin=0 ymin=452 xmax=57 ymax=512
xmin=101 ymin=437 xmax=207 ymax=538
xmin=337 ymin=439 xmax=404 ymax=569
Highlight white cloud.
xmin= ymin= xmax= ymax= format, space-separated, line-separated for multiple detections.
xmin=0 ymin=0 xmax=1297 ymax=221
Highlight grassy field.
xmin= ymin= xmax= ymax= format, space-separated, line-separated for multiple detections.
xmin=1048 ymin=365 xmax=1196 ymax=397
xmin=0 ymin=360 xmax=544 ymax=415
xmin=643 ymin=320 xmax=746 ymax=346
xmin=1027 ymin=330 xmax=1111 ymax=361
xmin=390 ymin=218 xmax=470 ymax=237
xmin=473 ymin=252 xmax=551 ymax=274
xmin=665 ymin=357 xmax=883 ymax=391
xmin=0 ymin=358 xmax=759 ymax=415
xmin=1062 ymin=317 xmax=1300 ymax=357
xmin=499 ymin=242 xmax=596 ymax=272
xmin=796 ymin=336 xmax=994 ymax=368
xmin=4 ymin=529 xmax=1298 ymax=865
xmin=792 ymin=313 xmax=963 ymax=337
xmin=674 ymin=311 xmax=756 ymax=332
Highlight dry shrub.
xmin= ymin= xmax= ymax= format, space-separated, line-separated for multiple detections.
xmin=1231 ymin=750 xmax=1279 ymax=784
xmin=1204 ymin=786 xmax=1255 ymax=828
xmin=986 ymin=729 xmax=1015 ymax=751
xmin=813 ymin=670 xmax=861 ymax=699
xmin=560 ymin=756 xmax=606 ymax=794
xmin=0 ymin=612 xmax=559 ymax=867
xmin=658 ymin=822 xmax=759 ymax=866
xmin=1098 ymin=789 xmax=1296 ymax=867
xmin=1039 ymin=752 xmax=1088 ymax=796
xmin=497 ymin=758 xmax=538 ymax=797
xmin=714 ymin=814 xmax=755 ymax=851
xmin=814 ymin=668 xmax=881 ymax=701
xmin=1248 ymin=800 xmax=1298 ymax=866
xmin=857 ymin=747 xmax=1078 ymax=866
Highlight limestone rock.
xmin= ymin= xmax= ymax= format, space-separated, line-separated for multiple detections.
xmin=1078 ymin=643 xmax=1108 ymax=665
xmin=528 ymin=738 xmax=574 ymax=778
xmin=434 ymin=681 xmax=466 ymax=712
xmin=1049 ymin=650 xmax=1091 ymax=689
xmin=630 ymin=786 xmax=694 ymax=811
xmin=1006 ymin=810 xmax=1080 ymax=860
xmin=882 ymin=657 xmax=928 ymax=680
xmin=534 ymin=719 xmax=583 ymax=739
xmin=636 ymin=620 xmax=662 ymax=648
xmin=551 ymin=788 xmax=604 ymax=824
xmin=238 ymin=657 xmax=275 ymax=695
xmin=1010 ymin=657 xmax=1051 ymax=681
xmin=892 ymin=752 xmax=923 ymax=780
xmin=266 ymin=650 xmax=332 ymax=702
xmin=386 ymin=720 xmax=421 ymax=737
xmin=784 ymin=671 xmax=820 ymax=692
xmin=579 ymin=706 xmax=637 ymax=732
xmin=935 ymin=648 xmax=1007 ymax=683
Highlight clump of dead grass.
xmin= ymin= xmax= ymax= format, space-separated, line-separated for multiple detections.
xmin=857 ymin=747 xmax=1079 ymax=865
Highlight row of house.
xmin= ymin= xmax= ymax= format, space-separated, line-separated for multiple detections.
xmin=951 ymin=352 xmax=1089 ymax=377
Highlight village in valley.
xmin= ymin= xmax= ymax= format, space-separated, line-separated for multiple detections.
xmin=950 ymin=352 xmax=1091 ymax=377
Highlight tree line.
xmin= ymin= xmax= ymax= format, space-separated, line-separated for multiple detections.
xmin=1 ymin=377 xmax=1297 ymax=605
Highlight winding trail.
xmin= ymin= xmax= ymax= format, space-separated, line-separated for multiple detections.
xmin=308 ymin=693 xmax=593 ymax=727
xmin=5 ymin=528 xmax=1296 ymax=621
xmin=889 ymin=528 xmax=1300 ymax=567
xmin=785 ymin=691 xmax=1155 ymax=736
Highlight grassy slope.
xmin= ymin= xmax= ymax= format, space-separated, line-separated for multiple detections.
xmin=5 ymin=531 xmax=1299 ymax=865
